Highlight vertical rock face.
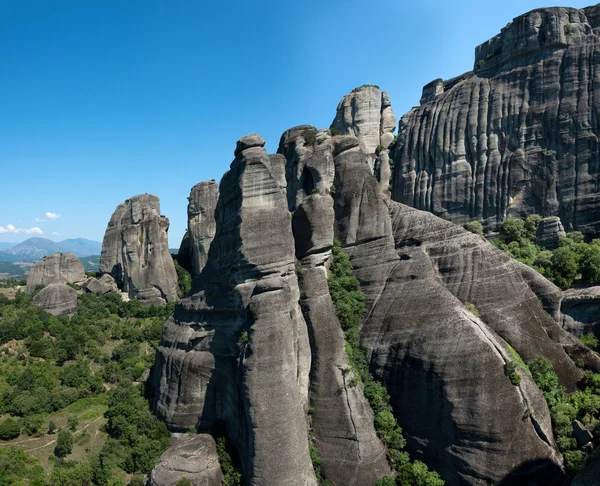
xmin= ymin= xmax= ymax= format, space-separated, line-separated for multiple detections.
xmin=179 ymin=180 xmax=219 ymax=277
xmin=280 ymin=128 xmax=391 ymax=484
xmin=26 ymin=252 xmax=85 ymax=292
xmin=153 ymin=135 xmax=317 ymax=486
xmin=561 ymin=286 xmax=600 ymax=336
xmin=99 ymin=194 xmax=179 ymax=305
xmin=330 ymin=86 xmax=396 ymax=168
xmin=536 ymin=216 xmax=567 ymax=249
xmin=392 ymin=5 xmax=600 ymax=235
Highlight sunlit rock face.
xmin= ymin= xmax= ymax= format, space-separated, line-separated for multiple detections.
xmin=99 ymin=194 xmax=179 ymax=305
xmin=26 ymin=252 xmax=85 ymax=292
xmin=392 ymin=5 xmax=600 ymax=236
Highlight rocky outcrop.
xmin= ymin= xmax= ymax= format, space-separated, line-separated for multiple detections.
xmin=84 ymin=274 xmax=118 ymax=295
xmin=331 ymin=86 xmax=396 ymax=168
xmin=179 ymin=180 xmax=219 ymax=277
xmin=32 ymin=282 xmax=78 ymax=316
xmin=561 ymin=286 xmax=600 ymax=336
xmin=536 ymin=216 xmax=566 ymax=249
xmin=281 ymin=127 xmax=391 ymax=484
xmin=153 ymin=135 xmax=317 ymax=486
xmin=26 ymin=252 xmax=85 ymax=292
xmin=99 ymin=194 xmax=179 ymax=305
xmin=149 ymin=434 xmax=223 ymax=486
xmin=392 ymin=5 xmax=600 ymax=235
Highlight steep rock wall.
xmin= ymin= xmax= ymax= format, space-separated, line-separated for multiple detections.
xmin=26 ymin=252 xmax=85 ymax=292
xmin=392 ymin=5 xmax=600 ymax=235
xmin=99 ymin=194 xmax=179 ymax=305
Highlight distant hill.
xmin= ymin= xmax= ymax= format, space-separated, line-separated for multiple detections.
xmin=79 ymin=255 xmax=100 ymax=273
xmin=0 ymin=242 xmax=14 ymax=250
xmin=0 ymin=237 xmax=102 ymax=262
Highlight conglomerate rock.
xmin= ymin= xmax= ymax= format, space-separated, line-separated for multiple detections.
xmin=32 ymin=282 xmax=78 ymax=316
xmin=153 ymin=135 xmax=317 ymax=486
xmin=149 ymin=434 xmax=223 ymax=486
xmin=26 ymin=252 xmax=85 ymax=292
xmin=99 ymin=194 xmax=179 ymax=305
xmin=178 ymin=180 xmax=219 ymax=277
xmin=392 ymin=5 xmax=600 ymax=235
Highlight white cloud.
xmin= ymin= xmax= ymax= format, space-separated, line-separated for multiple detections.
xmin=34 ymin=217 xmax=46 ymax=223
xmin=0 ymin=224 xmax=43 ymax=235
xmin=52 ymin=232 xmax=60 ymax=236
xmin=45 ymin=212 xmax=60 ymax=220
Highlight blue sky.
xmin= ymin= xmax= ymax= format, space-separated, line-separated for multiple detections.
xmin=0 ymin=0 xmax=592 ymax=246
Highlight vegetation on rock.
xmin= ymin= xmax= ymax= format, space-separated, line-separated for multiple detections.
xmin=328 ymin=239 xmax=444 ymax=485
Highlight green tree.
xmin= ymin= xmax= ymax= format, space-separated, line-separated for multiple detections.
xmin=580 ymin=244 xmax=600 ymax=285
xmin=500 ymin=219 xmax=526 ymax=243
xmin=54 ymin=430 xmax=74 ymax=458
xmin=463 ymin=220 xmax=483 ymax=236
xmin=0 ymin=418 xmax=21 ymax=440
xmin=173 ymin=258 xmax=192 ymax=296
xmin=524 ymin=215 xmax=543 ymax=240
xmin=549 ymin=247 xmax=579 ymax=289
xmin=580 ymin=333 xmax=599 ymax=349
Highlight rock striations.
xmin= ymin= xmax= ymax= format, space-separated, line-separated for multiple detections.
xmin=99 ymin=194 xmax=179 ymax=306
xmin=26 ymin=252 xmax=85 ymax=292
xmin=177 ymin=180 xmax=219 ymax=277
xmin=152 ymin=79 xmax=600 ymax=483
xmin=391 ymin=5 xmax=600 ymax=235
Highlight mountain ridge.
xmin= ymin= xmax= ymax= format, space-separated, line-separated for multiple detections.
xmin=0 ymin=237 xmax=102 ymax=261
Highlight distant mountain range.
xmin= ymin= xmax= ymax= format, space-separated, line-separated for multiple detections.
xmin=0 ymin=237 xmax=102 ymax=262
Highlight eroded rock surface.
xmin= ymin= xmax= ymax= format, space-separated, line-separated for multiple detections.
xmin=561 ymin=286 xmax=600 ymax=336
xmin=392 ymin=5 xmax=600 ymax=235
xmin=153 ymin=135 xmax=317 ymax=486
xmin=536 ymin=216 xmax=566 ymax=249
xmin=99 ymin=194 xmax=179 ymax=305
xmin=149 ymin=434 xmax=223 ymax=486
xmin=179 ymin=180 xmax=219 ymax=277
xmin=26 ymin=252 xmax=85 ymax=292
xmin=32 ymin=282 xmax=78 ymax=316
xmin=331 ymin=86 xmax=396 ymax=168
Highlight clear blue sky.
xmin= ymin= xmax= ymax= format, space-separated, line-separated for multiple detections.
xmin=0 ymin=0 xmax=592 ymax=246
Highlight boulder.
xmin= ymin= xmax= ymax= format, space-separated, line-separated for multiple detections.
xmin=26 ymin=252 xmax=85 ymax=292
xmin=149 ymin=434 xmax=223 ymax=486
xmin=99 ymin=194 xmax=179 ymax=305
xmin=84 ymin=274 xmax=118 ymax=295
xmin=573 ymin=419 xmax=594 ymax=446
xmin=32 ymin=282 xmax=78 ymax=316
xmin=561 ymin=286 xmax=600 ymax=336
xmin=392 ymin=5 xmax=600 ymax=236
xmin=536 ymin=216 xmax=566 ymax=249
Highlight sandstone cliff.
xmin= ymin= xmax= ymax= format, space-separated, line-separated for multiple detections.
xmin=392 ymin=5 xmax=600 ymax=235
xmin=152 ymin=118 xmax=597 ymax=484
xmin=99 ymin=194 xmax=179 ymax=305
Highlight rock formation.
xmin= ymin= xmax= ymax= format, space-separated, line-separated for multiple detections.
xmin=536 ymin=216 xmax=567 ymax=249
xmin=32 ymin=282 xmax=78 ymax=316
xmin=153 ymin=114 xmax=600 ymax=484
xmin=177 ymin=180 xmax=219 ymax=277
xmin=330 ymin=86 xmax=396 ymax=169
xmin=392 ymin=5 xmax=600 ymax=235
xmin=26 ymin=252 xmax=85 ymax=292
xmin=99 ymin=194 xmax=179 ymax=305
xmin=149 ymin=434 xmax=223 ymax=486
xmin=83 ymin=274 xmax=118 ymax=295
xmin=561 ymin=286 xmax=600 ymax=336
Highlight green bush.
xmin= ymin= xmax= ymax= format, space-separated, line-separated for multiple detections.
xmin=580 ymin=333 xmax=599 ymax=350
xmin=173 ymin=257 xmax=192 ymax=295
xmin=0 ymin=417 xmax=21 ymax=440
xmin=463 ymin=220 xmax=483 ymax=236
xmin=303 ymin=128 xmax=318 ymax=147
xmin=504 ymin=362 xmax=521 ymax=386
xmin=54 ymin=430 xmax=74 ymax=458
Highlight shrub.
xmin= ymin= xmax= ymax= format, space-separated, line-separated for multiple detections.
xmin=0 ymin=418 xmax=21 ymax=440
xmin=564 ymin=23 xmax=573 ymax=36
xmin=303 ymin=128 xmax=318 ymax=147
xmin=463 ymin=220 xmax=483 ymax=236
xmin=500 ymin=219 xmax=526 ymax=243
xmin=464 ymin=302 xmax=480 ymax=317
xmin=176 ymin=479 xmax=192 ymax=486
xmin=580 ymin=333 xmax=599 ymax=349
xmin=504 ymin=362 xmax=521 ymax=386
xmin=54 ymin=430 xmax=74 ymax=458
xmin=550 ymin=247 xmax=579 ymax=290
xmin=580 ymin=245 xmax=600 ymax=285
xmin=330 ymin=128 xmax=341 ymax=136
xmin=173 ymin=258 xmax=192 ymax=295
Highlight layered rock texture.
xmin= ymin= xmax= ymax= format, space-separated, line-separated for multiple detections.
xmin=149 ymin=434 xmax=223 ymax=486
xmin=99 ymin=194 xmax=179 ymax=305
xmin=32 ymin=282 xmax=78 ymax=316
xmin=152 ymin=92 xmax=600 ymax=483
xmin=392 ymin=5 xmax=600 ymax=235
xmin=177 ymin=180 xmax=219 ymax=277
xmin=26 ymin=252 xmax=85 ymax=292
xmin=561 ymin=286 xmax=600 ymax=335
xmin=331 ymin=85 xmax=396 ymax=169
xmin=536 ymin=216 xmax=567 ymax=249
